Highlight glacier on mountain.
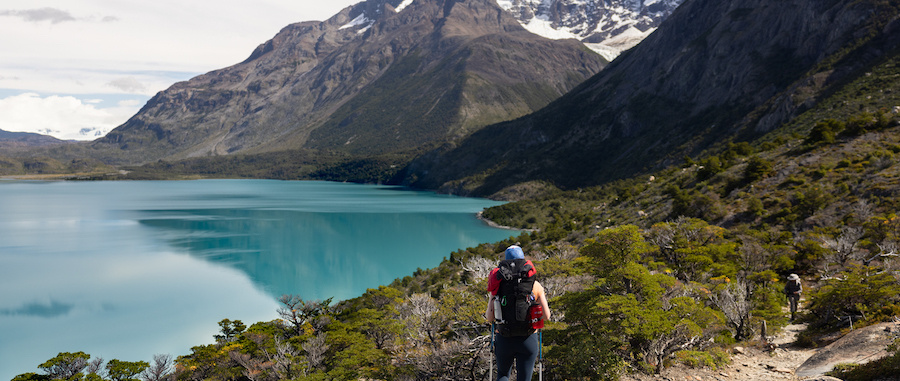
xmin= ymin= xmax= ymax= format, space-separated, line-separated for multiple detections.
xmin=496 ymin=0 xmax=683 ymax=61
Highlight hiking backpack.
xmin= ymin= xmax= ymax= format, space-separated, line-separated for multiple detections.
xmin=494 ymin=258 xmax=537 ymax=337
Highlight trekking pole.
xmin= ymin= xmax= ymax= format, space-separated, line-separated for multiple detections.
xmin=538 ymin=329 xmax=543 ymax=381
xmin=490 ymin=322 xmax=495 ymax=381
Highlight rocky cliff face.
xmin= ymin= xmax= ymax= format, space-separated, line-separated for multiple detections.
xmin=95 ymin=0 xmax=606 ymax=164
xmin=401 ymin=0 xmax=900 ymax=195
xmin=498 ymin=0 xmax=684 ymax=60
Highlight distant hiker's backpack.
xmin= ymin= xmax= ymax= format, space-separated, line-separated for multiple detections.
xmin=494 ymin=258 xmax=537 ymax=337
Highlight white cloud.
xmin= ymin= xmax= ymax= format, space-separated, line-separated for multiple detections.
xmin=0 ymin=0 xmax=361 ymax=140
xmin=0 ymin=93 xmax=143 ymax=141
xmin=0 ymin=8 xmax=77 ymax=24
xmin=118 ymin=99 xmax=143 ymax=107
xmin=106 ymin=77 xmax=147 ymax=93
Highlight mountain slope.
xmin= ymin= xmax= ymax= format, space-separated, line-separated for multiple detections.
xmin=93 ymin=0 xmax=606 ymax=164
xmin=400 ymin=0 xmax=900 ymax=196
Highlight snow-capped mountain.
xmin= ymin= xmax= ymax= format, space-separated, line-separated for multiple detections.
xmin=497 ymin=0 xmax=684 ymax=60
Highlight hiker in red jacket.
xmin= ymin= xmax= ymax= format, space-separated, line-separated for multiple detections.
xmin=485 ymin=245 xmax=551 ymax=381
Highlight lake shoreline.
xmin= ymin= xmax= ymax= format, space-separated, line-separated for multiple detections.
xmin=476 ymin=211 xmax=536 ymax=232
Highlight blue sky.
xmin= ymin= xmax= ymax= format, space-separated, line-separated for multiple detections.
xmin=0 ymin=0 xmax=360 ymax=140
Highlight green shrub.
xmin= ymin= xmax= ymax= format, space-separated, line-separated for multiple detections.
xmin=674 ymin=350 xmax=716 ymax=369
xmin=811 ymin=167 xmax=829 ymax=179
xmin=697 ymin=156 xmax=724 ymax=181
xmin=806 ymin=265 xmax=900 ymax=330
xmin=792 ymin=187 xmax=832 ymax=218
xmin=806 ymin=119 xmax=844 ymax=145
xmin=888 ymin=144 xmax=900 ymax=154
xmin=744 ymin=156 xmax=774 ymax=183
xmin=745 ymin=196 xmax=765 ymax=217
xmin=842 ymin=112 xmax=889 ymax=136
xmin=831 ymin=363 xmax=860 ymax=373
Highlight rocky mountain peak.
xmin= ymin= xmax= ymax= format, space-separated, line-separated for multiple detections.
xmin=94 ymin=0 xmax=606 ymax=164
xmin=496 ymin=0 xmax=684 ymax=60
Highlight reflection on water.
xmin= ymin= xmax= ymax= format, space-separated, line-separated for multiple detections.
xmin=0 ymin=180 xmax=514 ymax=380
xmin=136 ymin=208 xmax=509 ymax=301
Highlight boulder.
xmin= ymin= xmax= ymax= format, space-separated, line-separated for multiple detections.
xmin=796 ymin=321 xmax=900 ymax=377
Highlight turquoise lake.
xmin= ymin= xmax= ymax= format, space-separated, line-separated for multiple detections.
xmin=0 ymin=180 xmax=516 ymax=379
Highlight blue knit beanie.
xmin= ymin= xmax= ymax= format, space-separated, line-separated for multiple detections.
xmin=505 ymin=245 xmax=524 ymax=260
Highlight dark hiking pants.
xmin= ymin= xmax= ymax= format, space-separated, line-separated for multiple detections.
xmin=495 ymin=331 xmax=539 ymax=381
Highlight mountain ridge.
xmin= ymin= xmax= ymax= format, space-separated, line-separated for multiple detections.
xmin=91 ymin=0 xmax=606 ymax=165
xmin=400 ymin=0 xmax=900 ymax=196
xmin=0 ymin=128 xmax=67 ymax=147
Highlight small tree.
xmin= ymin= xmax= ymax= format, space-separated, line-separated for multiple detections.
xmin=806 ymin=264 xmax=900 ymax=327
xmin=820 ymin=226 xmax=865 ymax=267
xmin=302 ymin=332 xmax=328 ymax=373
xmin=38 ymin=352 xmax=91 ymax=381
xmin=277 ymin=294 xmax=333 ymax=337
xmin=106 ymin=359 xmax=149 ymax=381
xmin=581 ymin=224 xmax=652 ymax=277
xmin=214 ymin=319 xmax=247 ymax=343
xmin=805 ymin=119 xmax=843 ymax=145
xmin=710 ymin=279 xmax=753 ymax=340
xmin=141 ymin=354 xmax=173 ymax=381
xmin=743 ymin=156 xmax=773 ymax=183
xmin=558 ymin=259 xmax=720 ymax=374
xmin=400 ymin=293 xmax=441 ymax=346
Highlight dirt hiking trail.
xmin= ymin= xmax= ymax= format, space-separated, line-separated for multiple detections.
xmin=622 ymin=320 xmax=900 ymax=381
xmin=620 ymin=322 xmax=814 ymax=381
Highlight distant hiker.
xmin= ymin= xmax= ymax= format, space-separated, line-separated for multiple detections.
xmin=486 ymin=245 xmax=551 ymax=381
xmin=784 ymin=273 xmax=802 ymax=320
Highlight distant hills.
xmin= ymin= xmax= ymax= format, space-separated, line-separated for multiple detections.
xmin=400 ymin=0 xmax=900 ymax=196
xmin=0 ymin=129 xmax=66 ymax=147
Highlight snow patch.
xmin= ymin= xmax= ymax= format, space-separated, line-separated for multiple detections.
xmin=606 ymin=25 xmax=653 ymax=47
xmin=584 ymin=26 xmax=654 ymax=61
xmin=340 ymin=13 xmax=372 ymax=30
xmin=583 ymin=43 xmax=621 ymax=62
xmin=395 ymin=0 xmax=415 ymax=12
xmin=523 ymin=18 xmax=580 ymax=40
xmin=496 ymin=0 xmax=679 ymax=61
